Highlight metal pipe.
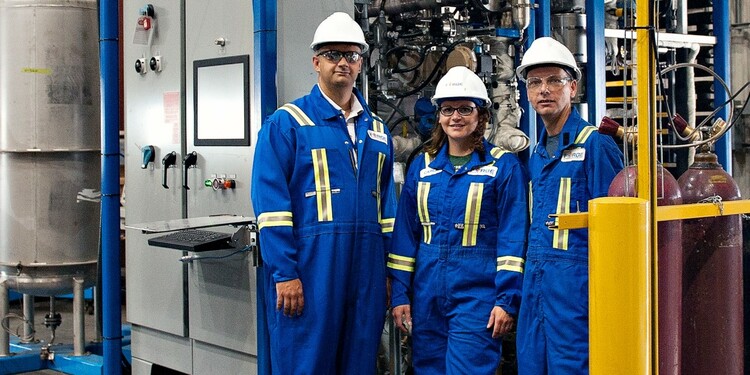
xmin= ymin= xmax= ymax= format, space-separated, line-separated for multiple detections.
xmin=675 ymin=0 xmax=688 ymax=34
xmin=73 ymin=278 xmax=85 ymax=356
xmin=253 ymin=1 xmax=277 ymax=373
xmin=94 ymin=286 xmax=102 ymax=342
xmin=388 ymin=318 xmax=403 ymax=374
xmin=99 ymin=0 xmax=122 ymax=373
xmin=48 ymin=296 xmax=57 ymax=345
xmin=367 ymin=0 xmax=467 ymax=16
xmin=0 ymin=282 xmax=9 ymax=357
xmin=357 ymin=8 xmax=369 ymax=104
xmin=22 ymin=293 xmax=34 ymax=343
xmin=517 ymin=2 xmax=538 ymax=162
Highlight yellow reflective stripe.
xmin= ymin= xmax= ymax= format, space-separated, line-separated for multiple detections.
xmin=553 ymin=177 xmax=571 ymax=250
xmin=373 ymin=155 xmax=391 ymax=233
xmin=376 ymin=152 xmax=386 ymax=223
xmin=574 ymin=126 xmax=596 ymax=144
xmin=462 ymin=183 xmax=484 ymax=247
xmin=424 ymin=153 xmax=432 ymax=167
xmin=257 ymin=211 xmax=294 ymax=230
xmin=380 ymin=218 xmax=395 ymax=233
xmin=417 ymin=181 xmax=432 ymax=244
xmin=529 ymin=181 xmax=534 ymax=224
xmin=497 ymin=256 xmax=525 ymax=273
xmin=490 ymin=147 xmax=508 ymax=159
xmin=280 ymin=104 xmax=315 ymax=126
xmin=372 ymin=118 xmax=385 ymax=133
xmin=311 ymin=148 xmax=333 ymax=222
xmin=387 ymin=253 xmax=416 ymax=272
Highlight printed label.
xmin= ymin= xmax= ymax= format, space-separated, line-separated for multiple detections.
xmin=420 ymin=167 xmax=442 ymax=178
xmin=367 ymin=130 xmax=388 ymax=144
xmin=468 ymin=165 xmax=498 ymax=177
xmin=561 ymin=147 xmax=586 ymax=162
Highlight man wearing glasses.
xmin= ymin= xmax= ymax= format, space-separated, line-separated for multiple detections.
xmin=251 ymin=12 xmax=397 ymax=375
xmin=514 ymin=37 xmax=623 ymax=375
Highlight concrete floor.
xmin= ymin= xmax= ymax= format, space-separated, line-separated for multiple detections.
xmin=5 ymin=296 xmax=127 ymax=375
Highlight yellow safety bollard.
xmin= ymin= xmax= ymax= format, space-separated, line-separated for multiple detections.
xmin=589 ymin=197 xmax=651 ymax=374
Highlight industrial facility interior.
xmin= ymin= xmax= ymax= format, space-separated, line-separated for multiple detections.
xmin=1 ymin=0 xmax=750 ymax=374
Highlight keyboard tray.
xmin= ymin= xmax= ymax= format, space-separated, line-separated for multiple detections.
xmin=148 ymin=229 xmax=232 ymax=252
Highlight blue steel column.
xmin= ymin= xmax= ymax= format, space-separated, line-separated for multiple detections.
xmin=253 ymin=1 xmax=277 ymax=374
xmin=713 ymin=0 xmax=731 ymax=172
xmin=585 ymin=0 xmax=605 ymax=124
xmin=99 ymin=1 xmax=122 ymax=374
xmin=536 ymin=0 xmax=550 ymax=36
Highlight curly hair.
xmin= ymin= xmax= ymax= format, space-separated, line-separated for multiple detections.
xmin=423 ymin=107 xmax=490 ymax=157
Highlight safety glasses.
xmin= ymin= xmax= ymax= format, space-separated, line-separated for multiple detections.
xmin=439 ymin=106 xmax=477 ymax=117
xmin=525 ymin=75 xmax=574 ymax=92
xmin=317 ymin=50 xmax=362 ymax=64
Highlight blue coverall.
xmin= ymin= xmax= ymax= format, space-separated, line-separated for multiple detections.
xmin=389 ymin=140 xmax=529 ymax=374
xmin=516 ymin=108 xmax=623 ymax=375
xmin=251 ymin=85 xmax=397 ymax=375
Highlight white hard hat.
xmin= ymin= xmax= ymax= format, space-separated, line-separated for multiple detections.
xmin=515 ymin=37 xmax=582 ymax=81
xmin=432 ymin=66 xmax=491 ymax=107
xmin=310 ymin=12 xmax=368 ymax=53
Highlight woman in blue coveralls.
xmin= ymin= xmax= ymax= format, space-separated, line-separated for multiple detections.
xmin=388 ymin=66 xmax=529 ymax=374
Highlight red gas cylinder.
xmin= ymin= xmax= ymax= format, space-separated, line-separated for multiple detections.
xmin=677 ymin=152 xmax=744 ymax=375
xmin=608 ymin=164 xmax=683 ymax=375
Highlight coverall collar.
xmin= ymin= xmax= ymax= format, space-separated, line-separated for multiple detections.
xmin=310 ymin=84 xmax=370 ymax=121
xmin=428 ymin=139 xmax=495 ymax=175
xmin=535 ymin=106 xmax=586 ymax=159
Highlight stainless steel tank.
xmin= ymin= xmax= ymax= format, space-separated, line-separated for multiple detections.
xmin=0 ymin=0 xmax=101 ymax=296
xmin=552 ymin=13 xmax=587 ymax=106
xmin=552 ymin=13 xmax=587 ymax=64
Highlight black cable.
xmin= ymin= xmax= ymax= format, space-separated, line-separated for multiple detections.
xmin=383 ymin=97 xmax=403 ymax=125
xmin=723 ymin=82 xmax=750 ymax=130
xmin=388 ymin=44 xmax=433 ymax=74
xmin=647 ymin=27 xmax=677 ymax=124
xmin=377 ymin=95 xmax=411 ymax=120
xmin=395 ymin=39 xmax=466 ymax=98
xmin=375 ymin=96 xmax=417 ymax=134
xmin=405 ymin=141 xmax=428 ymax=173
xmin=388 ymin=116 xmax=410 ymax=133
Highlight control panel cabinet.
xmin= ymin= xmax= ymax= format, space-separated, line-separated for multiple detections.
xmin=124 ymin=0 xmax=257 ymax=373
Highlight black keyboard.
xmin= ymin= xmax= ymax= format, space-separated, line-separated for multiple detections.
xmin=148 ymin=229 xmax=232 ymax=252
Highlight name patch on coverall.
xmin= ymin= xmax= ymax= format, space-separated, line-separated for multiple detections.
xmin=561 ymin=147 xmax=586 ymax=162
xmin=468 ymin=165 xmax=498 ymax=177
xmin=420 ymin=167 xmax=442 ymax=178
xmin=368 ymin=130 xmax=388 ymax=144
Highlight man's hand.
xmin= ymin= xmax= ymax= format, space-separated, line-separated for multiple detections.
xmin=392 ymin=304 xmax=412 ymax=334
xmin=276 ymin=278 xmax=304 ymax=317
xmin=486 ymin=306 xmax=514 ymax=339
